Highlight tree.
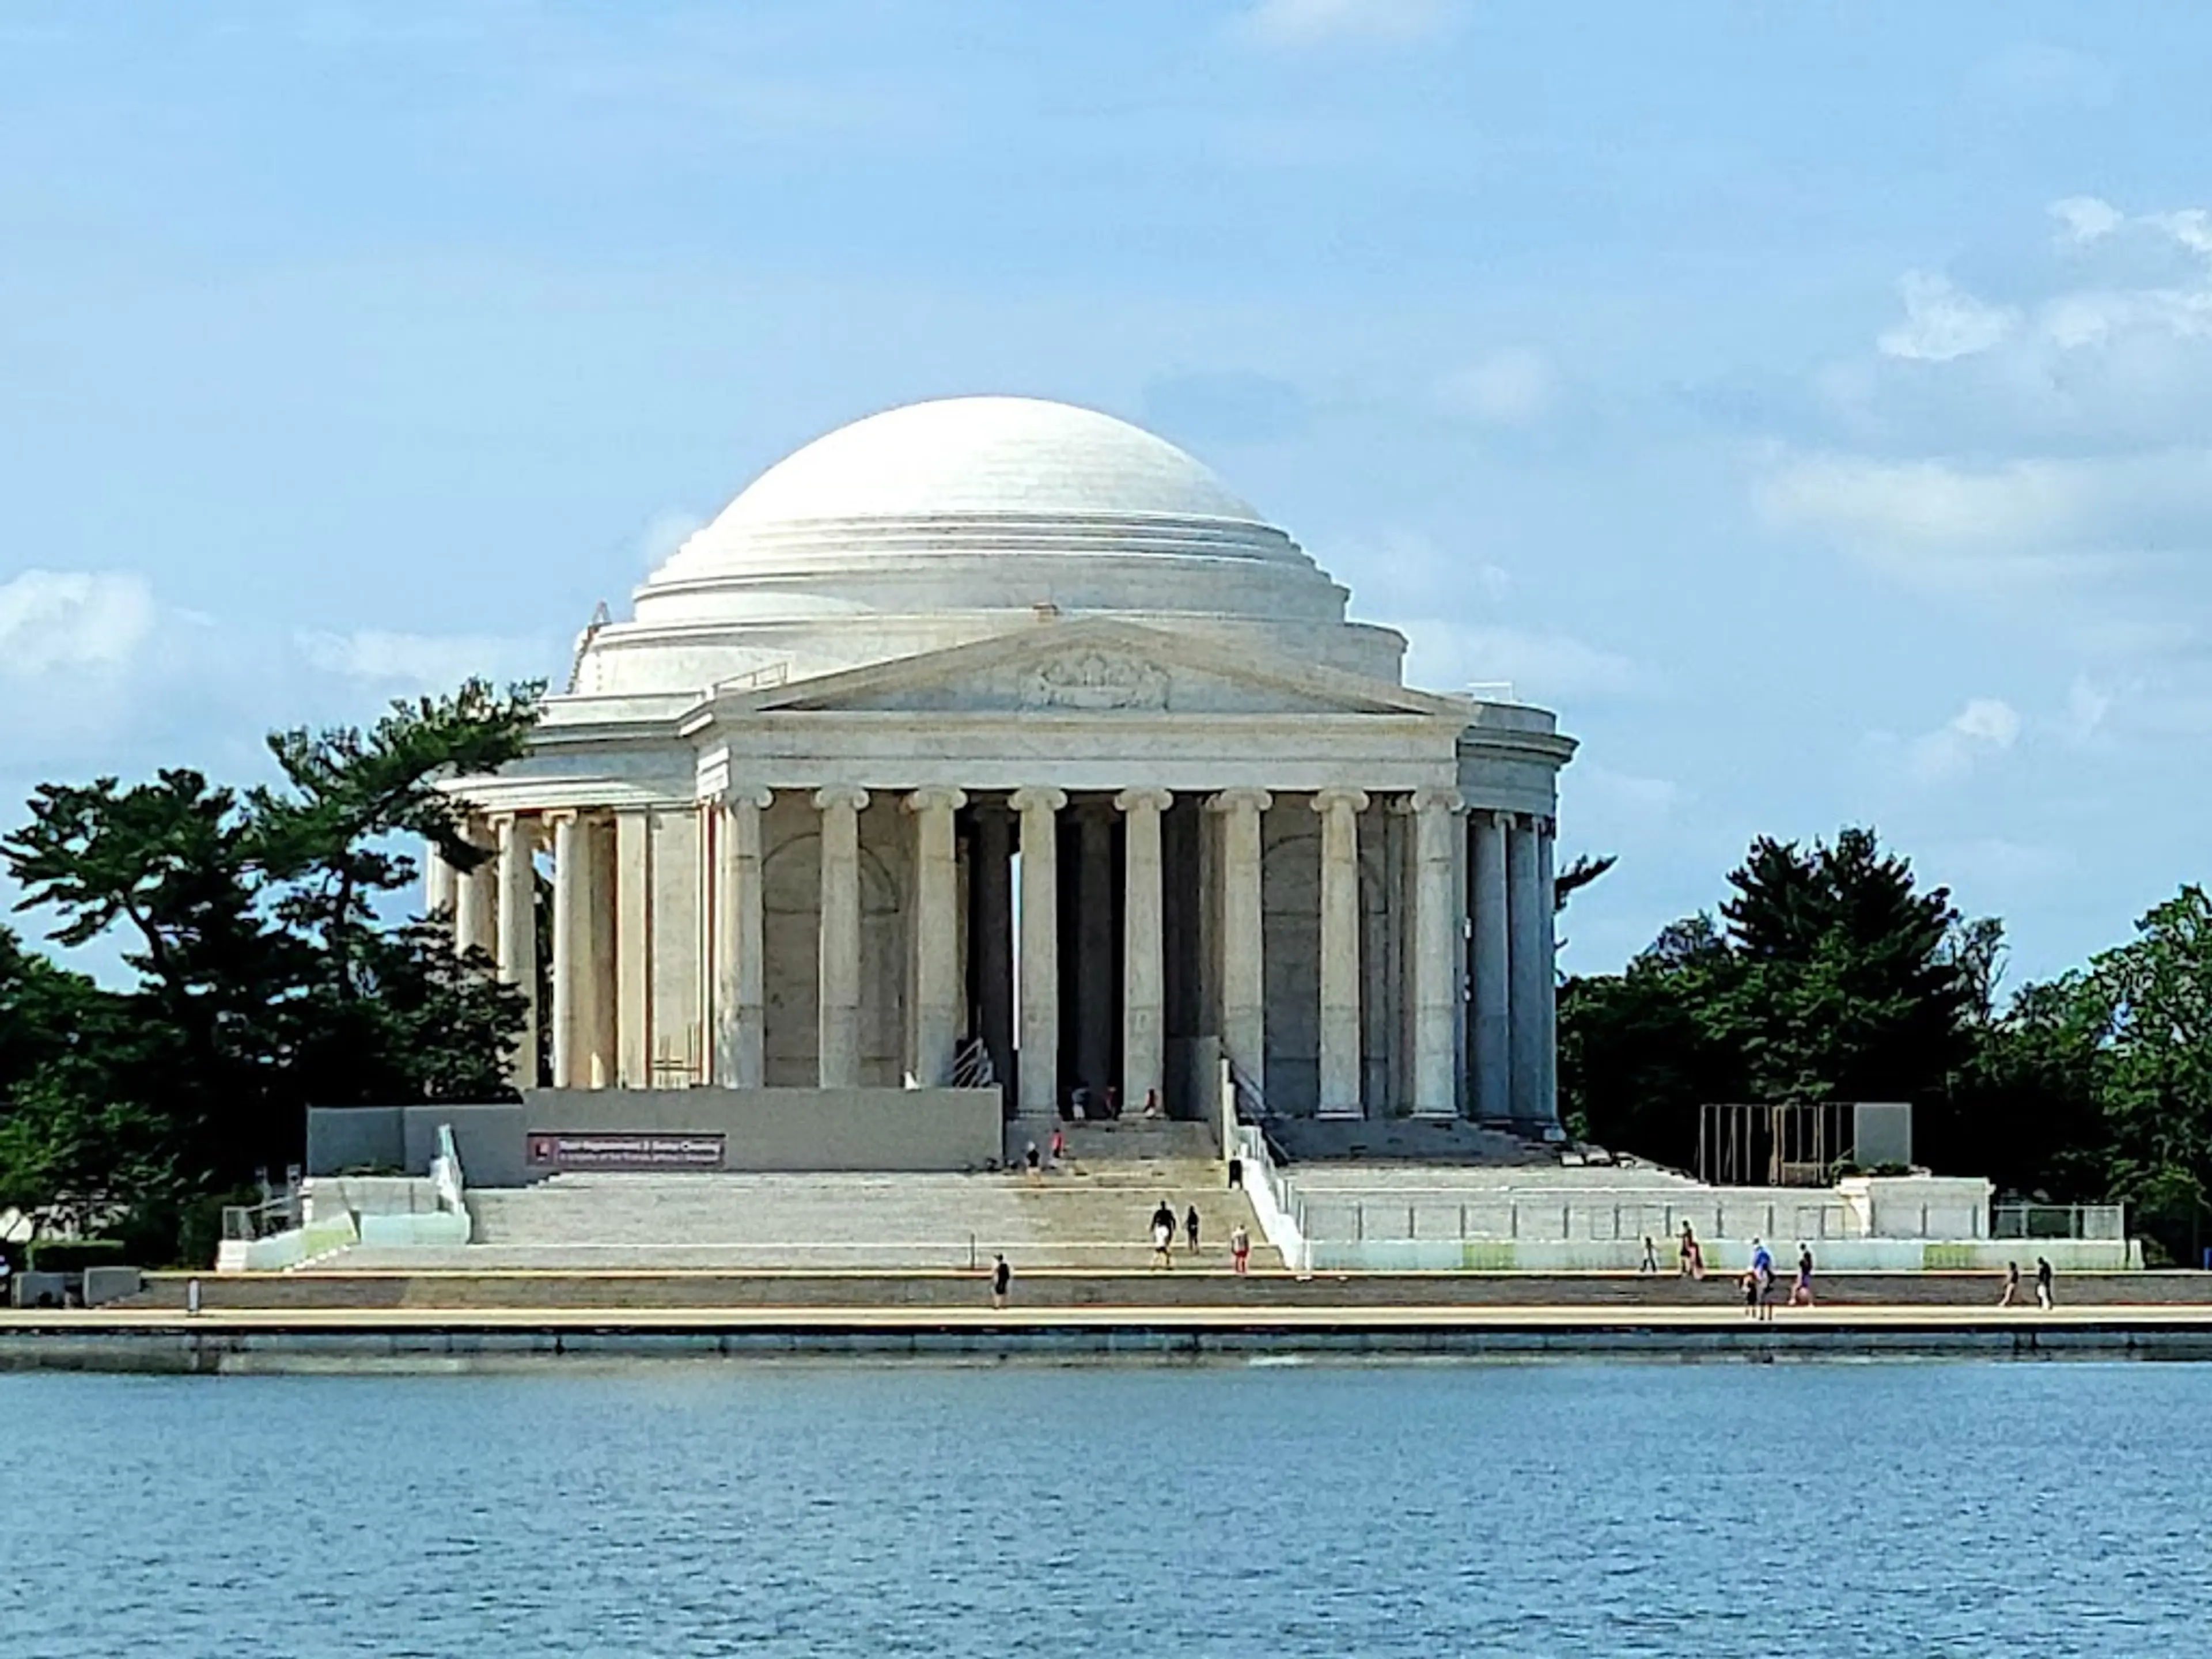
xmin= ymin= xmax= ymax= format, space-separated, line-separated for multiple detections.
xmin=1714 ymin=828 xmax=1970 ymax=1107
xmin=1 ymin=679 xmax=542 ymax=1258
xmin=2092 ymin=887 xmax=2212 ymax=1260
xmin=1560 ymin=827 xmax=1976 ymax=1165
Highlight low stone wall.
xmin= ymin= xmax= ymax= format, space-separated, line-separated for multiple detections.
xmin=517 ymin=1088 xmax=1001 ymax=1177
xmin=124 ymin=1268 xmax=2212 ymax=1313
xmin=309 ymin=1089 xmax=1003 ymax=1185
xmin=1306 ymin=1238 xmax=2139 ymax=1272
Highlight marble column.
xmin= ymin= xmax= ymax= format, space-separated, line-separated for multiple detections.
xmin=1209 ymin=789 xmax=1270 ymax=1097
xmin=713 ymin=788 xmax=772 ymax=1089
xmin=1534 ymin=818 xmax=1560 ymax=1133
xmin=814 ymin=786 xmax=869 ymax=1089
xmin=493 ymin=813 xmax=539 ymax=1089
xmin=972 ymin=802 xmax=1015 ymax=1094
xmin=424 ymin=841 xmax=458 ymax=927
xmin=1408 ymin=788 xmax=1465 ymax=1118
xmin=1506 ymin=813 xmax=1547 ymax=1128
xmin=585 ymin=816 xmax=617 ymax=1089
xmin=613 ymin=808 xmax=652 ymax=1088
xmin=1010 ymin=786 xmax=1067 ymax=1122
xmin=1471 ymin=810 xmax=1512 ymax=1124
xmin=548 ymin=810 xmax=585 ymax=1089
xmin=1116 ymin=787 xmax=1172 ymax=1113
xmin=1313 ymin=787 xmax=1369 ymax=1119
xmin=1075 ymin=804 xmax=1114 ymax=1096
xmin=906 ymin=786 xmax=967 ymax=1088
xmin=454 ymin=820 xmax=498 ymax=962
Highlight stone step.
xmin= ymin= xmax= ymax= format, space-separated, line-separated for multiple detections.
xmin=452 ymin=1168 xmax=1260 ymax=1268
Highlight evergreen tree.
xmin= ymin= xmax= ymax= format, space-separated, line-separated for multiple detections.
xmin=0 ymin=679 xmax=541 ymax=1257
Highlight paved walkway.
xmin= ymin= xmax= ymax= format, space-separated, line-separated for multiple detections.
xmin=12 ymin=1302 xmax=2212 ymax=1333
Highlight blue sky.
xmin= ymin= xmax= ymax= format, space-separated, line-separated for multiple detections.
xmin=2 ymin=1 xmax=2206 ymax=987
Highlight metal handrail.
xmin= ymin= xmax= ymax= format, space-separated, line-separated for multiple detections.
xmin=950 ymin=1038 xmax=997 ymax=1089
xmin=1992 ymin=1202 xmax=2126 ymax=1242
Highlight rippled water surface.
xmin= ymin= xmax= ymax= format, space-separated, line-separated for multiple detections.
xmin=5 ymin=1358 xmax=2210 ymax=1656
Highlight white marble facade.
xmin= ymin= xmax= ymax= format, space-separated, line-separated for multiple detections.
xmin=434 ymin=397 xmax=1576 ymax=1134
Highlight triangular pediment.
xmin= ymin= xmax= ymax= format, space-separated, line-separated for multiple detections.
xmin=696 ymin=619 xmax=1463 ymax=722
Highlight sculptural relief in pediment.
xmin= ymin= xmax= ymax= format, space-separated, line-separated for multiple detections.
xmin=1019 ymin=650 xmax=1169 ymax=711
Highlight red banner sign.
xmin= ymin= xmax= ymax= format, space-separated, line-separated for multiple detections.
xmin=526 ymin=1132 xmax=726 ymax=1171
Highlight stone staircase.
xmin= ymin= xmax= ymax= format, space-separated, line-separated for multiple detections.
xmin=318 ymin=1157 xmax=1268 ymax=1272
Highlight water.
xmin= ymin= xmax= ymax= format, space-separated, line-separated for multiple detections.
xmin=4 ymin=1358 xmax=2209 ymax=1656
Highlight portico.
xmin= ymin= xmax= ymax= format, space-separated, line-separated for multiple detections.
xmin=432 ymin=396 xmax=1576 ymax=1141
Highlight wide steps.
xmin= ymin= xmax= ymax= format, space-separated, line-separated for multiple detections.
xmin=439 ymin=1166 xmax=1264 ymax=1270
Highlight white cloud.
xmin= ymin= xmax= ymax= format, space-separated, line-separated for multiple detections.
xmin=1435 ymin=347 xmax=1556 ymax=425
xmin=1756 ymin=448 xmax=2212 ymax=591
xmin=1396 ymin=619 xmax=1643 ymax=703
xmin=1908 ymin=697 xmax=2021 ymax=781
xmin=296 ymin=628 xmax=547 ymax=689
xmin=1877 ymin=272 xmax=2017 ymax=362
xmin=2050 ymin=195 xmax=2123 ymax=245
xmin=1238 ymin=0 xmax=1459 ymax=50
xmin=2063 ymin=676 xmax=2115 ymax=743
xmin=0 ymin=570 xmax=157 ymax=675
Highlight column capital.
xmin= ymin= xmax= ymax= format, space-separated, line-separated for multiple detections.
xmin=903 ymin=786 xmax=968 ymax=815
xmin=1113 ymin=786 xmax=1174 ymax=815
xmin=711 ymin=784 xmax=774 ymax=811
xmin=1206 ymin=787 xmax=1272 ymax=815
xmin=1311 ymin=786 xmax=1370 ymax=816
xmin=1402 ymin=787 xmax=1466 ymax=816
xmin=1008 ymin=785 xmax=1068 ymax=815
xmin=542 ymin=806 xmax=581 ymax=828
xmin=812 ymin=785 xmax=870 ymax=813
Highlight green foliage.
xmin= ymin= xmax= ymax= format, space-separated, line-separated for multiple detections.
xmin=0 ymin=678 xmax=541 ymax=1259
xmin=25 ymin=1237 xmax=128 ymax=1272
xmin=1562 ymin=834 xmax=2212 ymax=1260
xmin=1563 ymin=828 xmax=1971 ymax=1157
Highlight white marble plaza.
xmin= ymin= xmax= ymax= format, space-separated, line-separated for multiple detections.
xmin=431 ymin=396 xmax=1576 ymax=1139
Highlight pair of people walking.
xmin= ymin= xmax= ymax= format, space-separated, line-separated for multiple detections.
xmin=1150 ymin=1199 xmax=1201 ymax=1266
xmin=1999 ymin=1258 xmax=2055 ymax=1310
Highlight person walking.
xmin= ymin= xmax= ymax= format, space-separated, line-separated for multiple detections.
xmin=1750 ymin=1238 xmax=1775 ymax=1323
xmin=1024 ymin=1140 xmax=1041 ymax=1180
xmin=1678 ymin=1221 xmax=1704 ymax=1280
xmin=1791 ymin=1245 xmax=1816 ymax=1308
xmin=1048 ymin=1125 xmax=1066 ymax=1167
xmin=2036 ymin=1256 xmax=2055 ymax=1311
xmin=1150 ymin=1199 xmax=1177 ymax=1268
xmin=1185 ymin=1205 xmax=1202 ymax=1255
xmin=1640 ymin=1236 xmax=1659 ymax=1275
xmin=991 ymin=1253 xmax=1012 ymax=1310
xmin=1230 ymin=1223 xmax=1251 ymax=1275
xmin=2000 ymin=1261 xmax=2021 ymax=1308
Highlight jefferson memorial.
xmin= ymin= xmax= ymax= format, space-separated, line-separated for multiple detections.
xmin=429 ymin=396 xmax=1575 ymax=1148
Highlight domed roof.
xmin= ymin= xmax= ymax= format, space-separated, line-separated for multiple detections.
xmin=706 ymin=395 xmax=1264 ymax=529
xmin=582 ymin=395 xmax=1407 ymax=694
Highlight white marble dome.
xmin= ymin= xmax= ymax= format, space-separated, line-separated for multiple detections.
xmin=576 ymin=395 xmax=1406 ymax=695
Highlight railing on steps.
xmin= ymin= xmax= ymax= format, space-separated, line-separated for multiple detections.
xmin=950 ymin=1037 xmax=997 ymax=1089
xmin=1222 ymin=1058 xmax=1309 ymax=1274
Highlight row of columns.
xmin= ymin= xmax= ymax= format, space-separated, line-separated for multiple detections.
xmin=426 ymin=787 xmax=1558 ymax=1128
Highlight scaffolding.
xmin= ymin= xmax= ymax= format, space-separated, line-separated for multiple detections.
xmin=1696 ymin=1101 xmax=1911 ymax=1188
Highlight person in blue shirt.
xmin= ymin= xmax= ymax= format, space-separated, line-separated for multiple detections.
xmin=1750 ymin=1239 xmax=1775 ymax=1321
